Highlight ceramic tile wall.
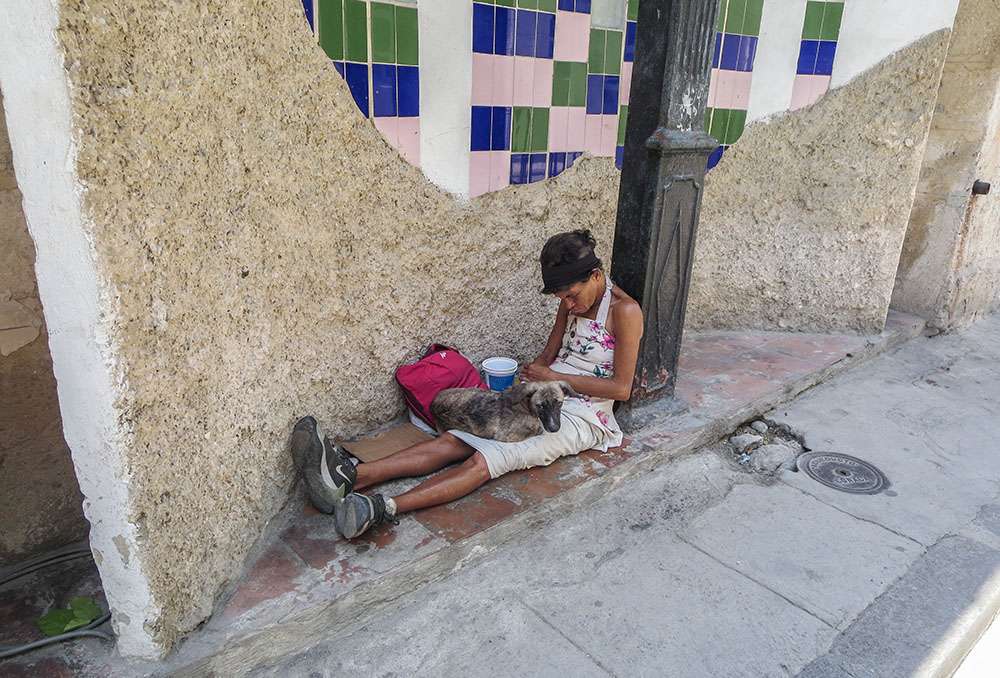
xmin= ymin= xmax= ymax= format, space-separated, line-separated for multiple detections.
xmin=468 ymin=0 xmax=637 ymax=197
xmin=303 ymin=0 xmax=421 ymax=165
xmin=790 ymin=0 xmax=843 ymax=110
xmin=705 ymin=0 xmax=764 ymax=170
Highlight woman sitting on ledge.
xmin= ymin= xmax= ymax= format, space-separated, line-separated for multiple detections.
xmin=291 ymin=229 xmax=643 ymax=539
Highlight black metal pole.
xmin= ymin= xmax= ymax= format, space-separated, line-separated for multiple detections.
xmin=612 ymin=0 xmax=721 ymax=425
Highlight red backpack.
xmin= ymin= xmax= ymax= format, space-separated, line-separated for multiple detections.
xmin=395 ymin=343 xmax=489 ymax=429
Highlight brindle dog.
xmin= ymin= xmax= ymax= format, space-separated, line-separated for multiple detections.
xmin=430 ymin=381 xmax=581 ymax=442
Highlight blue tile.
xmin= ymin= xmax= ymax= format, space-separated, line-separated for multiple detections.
xmin=536 ymin=11 xmax=555 ymax=59
xmin=558 ymin=0 xmax=574 ymax=10
xmin=615 ymin=145 xmax=624 ymax=169
xmin=568 ymin=151 xmax=582 ymax=166
xmin=624 ymin=22 xmax=636 ymax=62
xmin=706 ymin=145 xmax=724 ymax=171
xmin=372 ymin=64 xmax=397 ymax=117
xmin=333 ymin=61 xmax=345 ymax=77
xmin=344 ymin=62 xmax=369 ymax=117
xmin=736 ymin=35 xmax=757 ymax=72
xmin=473 ymin=3 xmax=495 ymax=54
xmin=549 ymin=152 xmax=567 ymax=177
xmin=515 ymin=9 xmax=537 ymax=57
xmin=815 ymin=40 xmax=837 ymax=76
xmin=397 ymin=65 xmax=419 ymax=117
xmin=713 ymin=32 xmax=722 ymax=69
xmin=495 ymin=7 xmax=516 ymax=56
xmin=603 ymin=75 xmax=619 ymax=114
xmin=586 ymin=74 xmax=604 ymax=114
xmin=576 ymin=0 xmax=591 ymax=13
xmin=529 ymin=153 xmax=547 ymax=182
xmin=797 ymin=39 xmax=819 ymax=75
xmin=302 ymin=0 xmax=314 ymax=31
xmin=492 ymin=106 xmax=512 ymax=151
xmin=471 ymin=106 xmax=492 ymax=151
xmin=510 ymin=153 xmax=530 ymax=184
xmin=720 ymin=33 xmax=740 ymax=71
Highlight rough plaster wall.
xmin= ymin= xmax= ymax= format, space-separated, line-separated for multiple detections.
xmin=57 ymin=0 xmax=618 ymax=651
xmin=686 ymin=31 xmax=950 ymax=334
xmin=0 ymin=91 xmax=88 ymax=566
xmin=892 ymin=0 xmax=1000 ymax=329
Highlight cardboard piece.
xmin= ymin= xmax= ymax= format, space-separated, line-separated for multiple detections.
xmin=342 ymin=423 xmax=435 ymax=463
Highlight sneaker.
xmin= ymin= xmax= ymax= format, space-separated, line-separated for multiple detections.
xmin=333 ymin=493 xmax=399 ymax=539
xmin=290 ymin=416 xmax=357 ymax=514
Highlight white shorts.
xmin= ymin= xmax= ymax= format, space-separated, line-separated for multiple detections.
xmin=449 ymin=409 xmax=609 ymax=479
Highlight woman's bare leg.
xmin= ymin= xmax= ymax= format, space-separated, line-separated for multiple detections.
xmin=390 ymin=452 xmax=491 ymax=513
xmin=354 ymin=432 xmax=477 ymax=491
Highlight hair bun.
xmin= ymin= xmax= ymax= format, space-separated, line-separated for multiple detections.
xmin=572 ymin=229 xmax=596 ymax=248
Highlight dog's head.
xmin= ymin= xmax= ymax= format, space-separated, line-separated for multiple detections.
xmin=508 ymin=381 xmax=581 ymax=433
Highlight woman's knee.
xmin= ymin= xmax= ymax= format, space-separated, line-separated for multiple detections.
xmin=462 ymin=452 xmax=492 ymax=482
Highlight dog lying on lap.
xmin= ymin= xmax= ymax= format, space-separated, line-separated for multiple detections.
xmin=430 ymin=381 xmax=580 ymax=443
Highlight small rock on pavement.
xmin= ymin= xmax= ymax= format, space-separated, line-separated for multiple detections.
xmin=750 ymin=421 xmax=768 ymax=433
xmin=730 ymin=434 xmax=763 ymax=453
xmin=749 ymin=444 xmax=798 ymax=472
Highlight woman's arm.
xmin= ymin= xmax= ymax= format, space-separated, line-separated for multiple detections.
xmin=521 ymin=299 xmax=643 ymax=401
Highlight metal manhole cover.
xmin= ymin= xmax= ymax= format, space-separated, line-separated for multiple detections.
xmin=797 ymin=452 xmax=890 ymax=494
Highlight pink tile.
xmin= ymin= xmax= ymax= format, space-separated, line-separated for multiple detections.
xmin=493 ymin=55 xmax=515 ymax=107
xmin=810 ymin=74 xmax=831 ymax=103
xmin=513 ymin=56 xmax=535 ymax=107
xmin=533 ymin=58 xmax=553 ymax=107
xmin=373 ymin=116 xmax=399 ymax=147
xmin=621 ymin=61 xmax=633 ymax=106
xmin=472 ymin=53 xmax=494 ymax=106
xmin=397 ymin=117 xmax=420 ymax=166
xmin=571 ymin=13 xmax=591 ymax=62
xmin=790 ymin=74 xmax=812 ymax=111
xmin=470 ymin=151 xmax=491 ymax=198
xmin=584 ymin=114 xmax=603 ymax=155
xmin=548 ymin=106 xmax=569 ymax=152
xmin=553 ymin=11 xmax=576 ymax=61
xmin=600 ymin=114 xmax=617 ymax=157
xmin=708 ymin=68 xmax=720 ymax=108
xmin=713 ymin=70 xmax=736 ymax=110
xmin=489 ymin=150 xmax=511 ymax=190
xmin=567 ymin=107 xmax=586 ymax=150
xmin=730 ymin=70 xmax=753 ymax=111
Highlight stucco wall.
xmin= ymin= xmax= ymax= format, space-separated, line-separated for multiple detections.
xmin=56 ymin=0 xmax=618 ymax=651
xmin=686 ymin=30 xmax=950 ymax=333
xmin=0 ymin=91 xmax=87 ymax=566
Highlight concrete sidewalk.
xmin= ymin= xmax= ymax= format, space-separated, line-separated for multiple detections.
xmin=233 ymin=310 xmax=1000 ymax=677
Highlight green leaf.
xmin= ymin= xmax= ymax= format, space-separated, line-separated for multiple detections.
xmin=34 ymin=597 xmax=102 ymax=637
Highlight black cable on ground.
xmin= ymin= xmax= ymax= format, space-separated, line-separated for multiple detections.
xmin=0 ymin=547 xmax=113 ymax=660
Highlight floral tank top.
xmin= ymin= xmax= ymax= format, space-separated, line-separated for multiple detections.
xmin=549 ymin=276 xmax=624 ymax=449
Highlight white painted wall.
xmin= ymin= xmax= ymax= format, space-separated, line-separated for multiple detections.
xmin=419 ymin=0 xmax=473 ymax=198
xmin=0 ymin=0 xmax=159 ymax=659
xmin=747 ymin=0 xmax=808 ymax=121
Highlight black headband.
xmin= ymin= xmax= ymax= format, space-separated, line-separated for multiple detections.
xmin=541 ymin=252 xmax=601 ymax=293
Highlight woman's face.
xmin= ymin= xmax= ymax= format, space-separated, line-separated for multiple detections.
xmin=554 ymin=270 xmax=603 ymax=315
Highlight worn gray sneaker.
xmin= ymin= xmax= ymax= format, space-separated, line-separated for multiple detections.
xmin=290 ymin=416 xmax=357 ymax=514
xmin=333 ymin=493 xmax=398 ymax=539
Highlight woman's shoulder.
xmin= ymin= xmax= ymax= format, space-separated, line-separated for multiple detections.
xmin=610 ymin=285 xmax=642 ymax=316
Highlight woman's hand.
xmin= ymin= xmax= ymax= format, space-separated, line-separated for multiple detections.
xmin=521 ymin=362 xmax=559 ymax=383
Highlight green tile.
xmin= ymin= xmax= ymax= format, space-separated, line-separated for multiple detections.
xmin=743 ymin=0 xmax=763 ymax=36
xmin=530 ymin=107 xmax=549 ymax=152
xmin=724 ymin=0 xmax=746 ymax=34
xmin=538 ymin=0 xmax=557 ymax=12
xmin=628 ymin=0 xmax=639 ymax=22
xmin=589 ymin=29 xmax=606 ymax=73
xmin=512 ymin=106 xmax=532 ymax=153
xmin=474 ymin=0 xmax=495 ymax=3
xmin=519 ymin=0 xmax=538 ymax=8
xmin=704 ymin=106 xmax=713 ymax=133
xmin=604 ymin=30 xmax=623 ymax=75
xmin=801 ymin=1 xmax=824 ymax=40
xmin=568 ymin=62 xmax=588 ymax=106
xmin=551 ymin=61 xmax=571 ymax=107
xmin=344 ymin=0 xmax=368 ymax=62
xmin=396 ymin=6 xmax=418 ymax=65
xmin=726 ymin=108 xmax=746 ymax=144
xmin=821 ymin=2 xmax=844 ymax=41
xmin=709 ymin=108 xmax=729 ymax=143
xmin=717 ymin=2 xmax=726 ymax=32
xmin=370 ymin=3 xmax=395 ymax=63
xmin=618 ymin=105 xmax=628 ymax=145
xmin=318 ymin=0 xmax=344 ymax=61
xmin=496 ymin=0 xmax=516 ymax=6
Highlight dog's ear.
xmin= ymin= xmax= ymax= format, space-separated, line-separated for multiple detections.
xmin=559 ymin=381 xmax=582 ymax=399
